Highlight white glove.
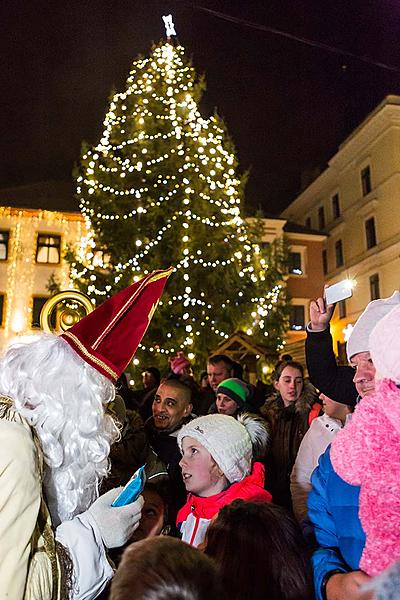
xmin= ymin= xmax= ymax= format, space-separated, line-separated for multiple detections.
xmin=88 ymin=487 xmax=144 ymax=548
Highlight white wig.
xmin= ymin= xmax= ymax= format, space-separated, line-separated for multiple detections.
xmin=0 ymin=333 xmax=119 ymax=525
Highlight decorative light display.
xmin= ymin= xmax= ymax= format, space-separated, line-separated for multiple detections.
xmin=0 ymin=207 xmax=84 ymax=343
xmin=70 ymin=35 xmax=288 ymax=369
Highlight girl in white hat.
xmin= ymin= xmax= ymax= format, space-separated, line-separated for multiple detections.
xmin=177 ymin=413 xmax=271 ymax=547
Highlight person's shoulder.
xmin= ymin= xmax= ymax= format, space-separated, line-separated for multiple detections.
xmin=0 ymin=414 xmax=38 ymax=475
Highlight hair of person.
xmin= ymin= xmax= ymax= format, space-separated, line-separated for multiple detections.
xmin=204 ymin=500 xmax=313 ymax=600
xmin=231 ymin=361 xmax=244 ymax=380
xmin=158 ymin=377 xmax=192 ymax=405
xmin=0 ymin=333 xmax=119 ymax=526
xmin=272 ymin=359 xmax=304 ymax=382
xmin=110 ymin=536 xmax=223 ymax=600
xmin=144 ymin=367 xmax=161 ymax=384
xmin=207 ymin=354 xmax=235 ymax=370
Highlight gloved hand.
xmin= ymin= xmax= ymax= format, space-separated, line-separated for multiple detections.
xmin=88 ymin=487 xmax=144 ymax=548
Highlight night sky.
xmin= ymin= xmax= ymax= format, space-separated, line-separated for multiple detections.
xmin=2 ymin=0 xmax=400 ymax=214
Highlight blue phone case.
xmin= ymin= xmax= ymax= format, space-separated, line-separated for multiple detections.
xmin=111 ymin=465 xmax=146 ymax=507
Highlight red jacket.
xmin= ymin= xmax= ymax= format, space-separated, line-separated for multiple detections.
xmin=177 ymin=462 xmax=272 ymax=547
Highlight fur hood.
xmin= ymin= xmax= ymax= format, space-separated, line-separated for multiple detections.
xmin=261 ymin=380 xmax=318 ymax=420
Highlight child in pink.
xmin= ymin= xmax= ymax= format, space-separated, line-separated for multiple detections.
xmin=176 ymin=413 xmax=271 ymax=547
xmin=331 ymin=303 xmax=400 ymax=576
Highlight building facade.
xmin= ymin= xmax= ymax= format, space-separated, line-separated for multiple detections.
xmin=281 ymin=95 xmax=400 ymax=360
xmin=0 ymin=182 xmax=85 ymax=350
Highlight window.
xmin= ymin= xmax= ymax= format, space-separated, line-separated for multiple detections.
xmin=0 ymin=294 xmax=4 ymax=326
xmin=36 ymin=234 xmax=61 ymax=264
xmin=318 ymin=206 xmax=325 ymax=230
xmin=337 ymin=341 xmax=347 ymax=365
xmin=0 ymin=231 xmax=9 ymax=261
xmin=365 ymin=217 xmax=377 ymax=249
xmin=332 ymin=194 xmax=341 ymax=219
xmin=335 ymin=239 xmax=344 ymax=267
xmin=361 ymin=166 xmax=372 ymax=196
xmin=32 ymin=297 xmax=48 ymax=328
xmin=369 ymin=273 xmax=380 ymax=301
xmin=288 ymin=252 xmax=303 ymax=275
xmin=289 ymin=305 xmax=305 ymax=330
xmin=338 ymin=299 xmax=346 ymax=319
xmin=305 ymin=217 xmax=311 ymax=229
xmin=322 ymin=249 xmax=328 ymax=275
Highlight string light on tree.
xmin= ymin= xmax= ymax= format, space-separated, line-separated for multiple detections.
xmin=69 ymin=17 xmax=289 ymax=373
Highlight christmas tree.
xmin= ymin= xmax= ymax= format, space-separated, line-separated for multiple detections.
xmin=69 ymin=23 xmax=288 ymax=375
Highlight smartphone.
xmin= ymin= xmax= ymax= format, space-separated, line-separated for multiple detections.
xmin=112 ymin=465 xmax=146 ymax=507
xmin=325 ymin=279 xmax=354 ymax=305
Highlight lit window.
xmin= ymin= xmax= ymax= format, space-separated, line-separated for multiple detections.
xmin=0 ymin=231 xmax=10 ymax=261
xmin=289 ymin=305 xmax=305 ymax=330
xmin=36 ymin=235 xmax=61 ymax=264
xmin=288 ymin=252 xmax=303 ymax=275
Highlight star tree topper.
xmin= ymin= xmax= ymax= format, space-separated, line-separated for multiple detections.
xmin=162 ymin=14 xmax=176 ymax=37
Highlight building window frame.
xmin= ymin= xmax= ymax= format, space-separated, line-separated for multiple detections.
xmin=36 ymin=234 xmax=61 ymax=264
xmin=288 ymin=245 xmax=307 ymax=276
xmin=369 ymin=273 xmax=380 ymax=301
xmin=31 ymin=296 xmax=49 ymax=329
xmin=338 ymin=299 xmax=347 ymax=319
xmin=335 ymin=239 xmax=344 ymax=268
xmin=331 ymin=193 xmax=341 ymax=220
xmin=318 ymin=206 xmax=325 ymax=230
xmin=361 ymin=165 xmax=372 ymax=196
xmin=0 ymin=294 xmax=5 ymax=327
xmin=0 ymin=230 xmax=10 ymax=261
xmin=365 ymin=216 xmax=377 ymax=250
xmin=289 ymin=304 xmax=306 ymax=331
xmin=322 ymin=249 xmax=328 ymax=275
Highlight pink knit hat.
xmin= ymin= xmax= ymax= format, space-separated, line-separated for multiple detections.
xmin=369 ymin=303 xmax=400 ymax=383
xmin=170 ymin=352 xmax=191 ymax=376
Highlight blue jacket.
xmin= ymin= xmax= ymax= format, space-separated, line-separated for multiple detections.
xmin=308 ymin=445 xmax=366 ymax=600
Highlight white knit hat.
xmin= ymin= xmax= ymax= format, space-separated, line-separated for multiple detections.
xmin=369 ymin=303 xmax=400 ymax=383
xmin=177 ymin=414 xmax=253 ymax=483
xmin=346 ymin=291 xmax=400 ymax=361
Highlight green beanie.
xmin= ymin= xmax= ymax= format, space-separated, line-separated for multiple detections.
xmin=216 ymin=378 xmax=252 ymax=407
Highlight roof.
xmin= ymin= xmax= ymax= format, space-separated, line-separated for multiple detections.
xmin=0 ymin=180 xmax=80 ymax=213
xmin=283 ymin=221 xmax=322 ymax=236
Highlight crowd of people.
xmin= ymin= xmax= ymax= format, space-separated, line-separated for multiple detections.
xmin=0 ymin=268 xmax=399 ymax=600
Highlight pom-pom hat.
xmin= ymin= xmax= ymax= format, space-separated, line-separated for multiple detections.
xmin=61 ymin=267 xmax=173 ymax=382
xmin=346 ymin=291 xmax=400 ymax=361
xmin=178 ymin=414 xmax=254 ymax=483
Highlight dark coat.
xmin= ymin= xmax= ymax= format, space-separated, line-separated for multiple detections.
xmin=305 ymin=327 xmax=358 ymax=406
xmin=262 ymin=383 xmax=319 ymax=509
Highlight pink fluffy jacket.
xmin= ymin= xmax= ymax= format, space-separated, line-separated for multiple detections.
xmin=331 ymin=378 xmax=400 ymax=576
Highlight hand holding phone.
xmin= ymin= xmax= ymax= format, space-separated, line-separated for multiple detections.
xmin=112 ymin=465 xmax=146 ymax=507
